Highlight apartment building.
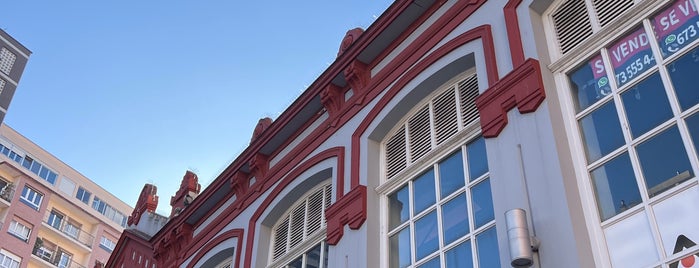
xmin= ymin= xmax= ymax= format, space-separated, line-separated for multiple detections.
xmin=0 ymin=29 xmax=31 ymax=125
xmin=0 ymin=123 xmax=133 ymax=268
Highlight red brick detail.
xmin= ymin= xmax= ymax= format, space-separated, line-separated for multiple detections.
xmin=338 ymin=28 xmax=365 ymax=57
xmin=170 ymin=171 xmax=201 ymax=218
xmin=475 ymin=58 xmax=545 ymax=138
xmin=325 ymin=185 xmax=367 ymax=245
xmin=251 ymin=117 xmax=273 ymax=142
xmin=127 ymin=184 xmax=158 ymax=226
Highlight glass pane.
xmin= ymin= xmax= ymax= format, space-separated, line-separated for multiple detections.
xmin=445 ymin=241 xmax=474 ymax=268
xmin=476 ymin=227 xmax=500 ymax=268
xmin=471 ymin=179 xmax=494 ymax=228
xmin=636 ymin=126 xmax=694 ymax=196
xmin=668 ymin=46 xmax=699 ymax=110
xmin=305 ymin=244 xmax=321 ymax=268
xmin=653 ymin=186 xmax=699 ymax=256
xmin=323 ymin=243 xmax=329 ymax=268
xmin=579 ymin=101 xmax=626 ymax=162
xmin=417 ymin=256 xmax=440 ymax=268
xmin=621 ymin=73 xmax=673 ymax=138
xmin=414 ymin=211 xmax=439 ymax=261
xmin=604 ymin=211 xmax=659 ymax=268
xmin=467 ymin=137 xmax=488 ymax=181
xmin=288 ymin=257 xmax=303 ymax=268
xmin=608 ymin=27 xmax=657 ymax=87
xmin=439 ymin=151 xmax=465 ymax=198
xmin=568 ymin=54 xmax=612 ymax=111
xmin=413 ymin=169 xmax=436 ymax=215
xmin=651 ymin=0 xmax=699 ymax=57
xmin=590 ymin=153 xmax=642 ymax=221
xmin=441 ymin=194 xmax=469 ymax=245
xmin=389 ymin=186 xmax=410 ymax=230
xmin=687 ymin=112 xmax=699 ymax=155
xmin=389 ymin=227 xmax=412 ymax=268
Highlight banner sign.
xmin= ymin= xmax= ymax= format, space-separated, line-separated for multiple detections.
xmin=608 ymin=28 xmax=656 ymax=87
xmin=652 ymin=0 xmax=699 ymax=57
xmin=588 ymin=54 xmax=612 ymax=97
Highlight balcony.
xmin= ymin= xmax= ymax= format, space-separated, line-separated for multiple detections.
xmin=41 ymin=213 xmax=94 ymax=251
xmin=0 ymin=181 xmax=14 ymax=208
xmin=31 ymin=241 xmax=87 ymax=268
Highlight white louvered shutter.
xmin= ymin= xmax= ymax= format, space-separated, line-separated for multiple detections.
xmin=433 ymin=88 xmax=458 ymax=145
xmin=307 ymin=190 xmax=323 ymax=235
xmin=408 ymin=106 xmax=432 ymax=162
xmin=592 ymin=0 xmax=635 ymax=27
xmin=385 ymin=127 xmax=407 ymax=179
xmin=552 ymin=0 xmax=594 ymax=54
xmin=289 ymin=203 xmax=306 ymax=248
xmin=273 ymin=216 xmax=290 ymax=259
xmin=458 ymin=74 xmax=479 ymax=127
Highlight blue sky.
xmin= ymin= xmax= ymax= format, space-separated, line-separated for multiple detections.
xmin=2 ymin=1 xmax=393 ymax=215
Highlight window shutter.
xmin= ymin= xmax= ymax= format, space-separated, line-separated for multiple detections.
xmin=273 ymin=216 xmax=289 ymax=259
xmin=458 ymin=74 xmax=479 ymax=127
xmin=552 ymin=0 xmax=594 ymax=54
xmin=289 ymin=203 xmax=306 ymax=248
xmin=386 ymin=127 xmax=407 ymax=179
xmin=408 ymin=106 xmax=432 ymax=162
xmin=307 ymin=190 xmax=324 ymax=235
xmin=592 ymin=0 xmax=635 ymax=27
xmin=433 ymin=88 xmax=458 ymax=145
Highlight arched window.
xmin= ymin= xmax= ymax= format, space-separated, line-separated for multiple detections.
xmin=269 ymin=183 xmax=332 ymax=268
xmin=379 ymin=72 xmax=500 ymax=267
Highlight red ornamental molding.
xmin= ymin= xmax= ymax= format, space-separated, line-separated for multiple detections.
xmin=185 ymin=229 xmax=244 ymax=268
xmin=338 ymin=28 xmax=365 ymax=57
xmin=248 ymin=153 xmax=269 ymax=181
xmin=251 ymin=117 xmax=273 ymax=142
xmin=325 ymin=185 xmax=367 ymax=245
xmin=154 ymin=223 xmax=193 ymax=267
xmin=230 ymin=171 xmax=250 ymax=198
xmin=475 ymin=58 xmax=546 ymax=138
xmin=320 ymin=83 xmax=344 ymax=118
xmin=504 ymin=0 xmax=526 ymax=66
xmin=344 ymin=60 xmax=371 ymax=99
xmin=127 ymin=184 xmax=158 ymax=226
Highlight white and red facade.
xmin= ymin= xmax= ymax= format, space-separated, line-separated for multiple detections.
xmin=108 ymin=0 xmax=699 ymax=267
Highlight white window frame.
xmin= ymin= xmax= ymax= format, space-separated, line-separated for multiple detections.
xmin=543 ymin=0 xmax=699 ymax=266
xmin=8 ymin=220 xmax=31 ymax=242
xmin=0 ymin=249 xmax=21 ymax=268
xmin=19 ymin=186 xmax=42 ymax=210
xmin=100 ymin=236 xmax=116 ymax=252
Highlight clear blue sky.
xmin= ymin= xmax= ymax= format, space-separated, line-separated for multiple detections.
xmin=2 ymin=1 xmax=393 ymax=215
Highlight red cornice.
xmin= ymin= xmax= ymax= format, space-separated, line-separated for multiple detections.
xmin=185 ymin=229 xmax=244 ymax=268
xmin=325 ymin=185 xmax=367 ymax=245
xmin=475 ymin=58 xmax=545 ymax=138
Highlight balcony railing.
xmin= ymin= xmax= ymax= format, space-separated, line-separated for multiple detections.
xmin=0 ymin=182 xmax=14 ymax=203
xmin=42 ymin=213 xmax=94 ymax=249
xmin=32 ymin=245 xmax=87 ymax=268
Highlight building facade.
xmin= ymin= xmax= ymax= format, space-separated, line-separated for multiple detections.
xmin=108 ymin=0 xmax=699 ymax=267
xmin=0 ymin=29 xmax=31 ymax=125
xmin=0 ymin=124 xmax=133 ymax=268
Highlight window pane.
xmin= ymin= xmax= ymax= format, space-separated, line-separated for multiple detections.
xmin=608 ymin=27 xmax=656 ymax=87
xmin=651 ymin=0 xmax=699 ymax=58
xmin=445 ymin=241 xmax=474 ymax=268
xmin=568 ymin=54 xmax=612 ymax=111
xmin=621 ymin=73 xmax=673 ymax=138
xmin=413 ymin=169 xmax=436 ymax=215
xmin=305 ymin=244 xmax=321 ymax=268
xmin=636 ymin=126 xmax=694 ymax=196
xmin=579 ymin=101 xmax=626 ymax=162
xmin=667 ymin=46 xmax=699 ymax=110
xmin=652 ymin=186 xmax=699 ymax=256
xmin=466 ymin=137 xmax=488 ymax=180
xmin=288 ymin=257 xmax=303 ymax=268
xmin=417 ymin=256 xmax=440 ymax=268
xmin=441 ymin=194 xmax=469 ymax=245
xmin=476 ymin=227 xmax=500 ymax=268
xmin=389 ymin=227 xmax=411 ymax=268
xmin=687 ymin=112 xmax=699 ymax=155
xmin=414 ymin=211 xmax=439 ymax=261
xmin=590 ymin=153 xmax=642 ymax=221
xmin=604 ymin=211 xmax=659 ymax=267
xmin=439 ymin=151 xmax=465 ymax=198
xmin=389 ymin=186 xmax=410 ymax=230
xmin=471 ymin=179 xmax=494 ymax=228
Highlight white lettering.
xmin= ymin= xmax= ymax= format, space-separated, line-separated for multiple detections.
xmin=612 ymin=33 xmax=649 ymax=63
xmin=678 ymin=0 xmax=697 ymax=16
xmin=594 ymin=59 xmax=605 ymax=74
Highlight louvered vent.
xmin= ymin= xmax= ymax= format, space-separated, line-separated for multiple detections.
xmin=289 ymin=203 xmax=306 ymax=248
xmin=593 ymin=0 xmax=634 ymax=27
xmin=433 ymin=88 xmax=458 ymax=145
xmin=386 ymin=127 xmax=407 ymax=179
xmin=324 ymin=184 xmax=332 ymax=212
xmin=552 ymin=0 xmax=594 ymax=54
xmin=0 ymin=48 xmax=16 ymax=75
xmin=273 ymin=216 xmax=289 ymax=259
xmin=459 ymin=74 xmax=479 ymax=127
xmin=307 ymin=190 xmax=324 ymax=235
xmin=0 ymin=79 xmax=5 ymax=95
xmin=408 ymin=106 xmax=432 ymax=162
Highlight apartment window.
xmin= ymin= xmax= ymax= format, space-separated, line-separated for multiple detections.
xmin=16 ymin=153 xmax=58 ymax=185
xmin=0 ymin=249 xmax=21 ymax=268
xmin=76 ymin=187 xmax=91 ymax=204
xmin=547 ymin=0 xmax=699 ymax=266
xmin=0 ymin=48 xmax=16 ymax=75
xmin=92 ymin=196 xmax=128 ymax=227
xmin=270 ymin=183 xmax=332 ymax=267
xmin=0 ymin=79 xmax=4 ymax=95
xmin=8 ymin=220 xmax=31 ymax=242
xmin=19 ymin=186 xmax=43 ymax=210
xmin=100 ymin=236 xmax=116 ymax=252
xmin=48 ymin=210 xmax=64 ymax=230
